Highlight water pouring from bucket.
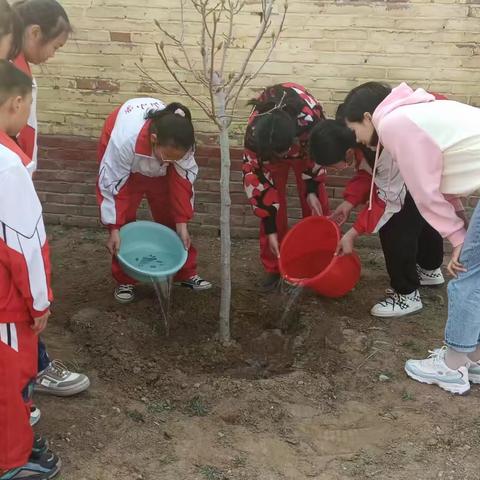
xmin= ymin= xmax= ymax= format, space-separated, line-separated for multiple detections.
xmin=116 ymin=221 xmax=188 ymax=335
xmin=279 ymin=216 xmax=361 ymax=298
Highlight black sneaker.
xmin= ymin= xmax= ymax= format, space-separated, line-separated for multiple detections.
xmin=0 ymin=451 xmax=61 ymax=479
xmin=174 ymin=275 xmax=212 ymax=291
xmin=31 ymin=435 xmax=49 ymax=460
xmin=259 ymin=273 xmax=280 ymax=293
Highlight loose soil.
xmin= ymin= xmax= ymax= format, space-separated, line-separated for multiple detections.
xmin=36 ymin=226 xmax=480 ymax=480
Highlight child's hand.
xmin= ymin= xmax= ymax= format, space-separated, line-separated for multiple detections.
xmin=268 ymin=233 xmax=280 ymax=258
xmin=306 ymin=193 xmax=323 ymax=216
xmin=106 ymin=229 xmax=121 ymax=256
xmin=330 ymin=201 xmax=354 ymax=226
xmin=176 ymin=223 xmax=191 ymax=250
xmin=447 ymin=243 xmax=466 ymax=278
xmin=32 ymin=310 xmax=50 ymax=335
xmin=335 ymin=228 xmax=358 ymax=256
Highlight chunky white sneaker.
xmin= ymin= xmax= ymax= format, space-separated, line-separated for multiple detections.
xmin=30 ymin=406 xmax=41 ymax=427
xmin=114 ymin=284 xmax=135 ymax=303
xmin=175 ymin=275 xmax=212 ymax=291
xmin=35 ymin=360 xmax=90 ymax=397
xmin=370 ymin=290 xmax=422 ymax=318
xmin=405 ymin=347 xmax=470 ymax=395
xmin=417 ymin=265 xmax=445 ymax=286
xmin=467 ymin=361 xmax=480 ymax=384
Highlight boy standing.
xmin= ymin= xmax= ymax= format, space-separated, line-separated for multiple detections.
xmin=0 ymin=60 xmax=61 ymax=479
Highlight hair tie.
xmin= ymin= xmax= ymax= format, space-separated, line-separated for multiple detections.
xmin=174 ymin=108 xmax=185 ymax=117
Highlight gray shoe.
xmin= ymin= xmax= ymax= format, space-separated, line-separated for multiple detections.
xmin=35 ymin=360 xmax=90 ymax=397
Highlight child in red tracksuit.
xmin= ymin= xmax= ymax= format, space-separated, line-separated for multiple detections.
xmin=0 ymin=60 xmax=61 ymax=480
xmin=242 ymin=83 xmax=330 ymax=291
xmin=11 ymin=0 xmax=90 ymax=403
xmin=97 ymin=98 xmax=212 ymax=303
xmin=310 ymin=112 xmax=458 ymax=318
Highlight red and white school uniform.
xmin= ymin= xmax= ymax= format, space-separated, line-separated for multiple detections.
xmin=242 ymin=83 xmax=330 ymax=273
xmin=97 ymin=98 xmax=198 ymax=283
xmin=0 ymin=132 xmax=52 ymax=471
xmin=13 ymin=53 xmax=38 ymax=175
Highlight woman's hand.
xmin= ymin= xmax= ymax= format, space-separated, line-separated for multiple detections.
xmin=106 ymin=229 xmax=121 ymax=256
xmin=330 ymin=201 xmax=354 ymax=226
xmin=176 ymin=223 xmax=191 ymax=250
xmin=335 ymin=228 xmax=359 ymax=256
xmin=447 ymin=243 xmax=467 ymax=278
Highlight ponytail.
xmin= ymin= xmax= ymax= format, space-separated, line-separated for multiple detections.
xmin=147 ymin=102 xmax=195 ymax=151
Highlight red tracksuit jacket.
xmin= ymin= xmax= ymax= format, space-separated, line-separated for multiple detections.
xmin=97 ymin=97 xmax=198 ymax=230
xmin=0 ymin=132 xmax=52 ymax=323
xmin=242 ymin=83 xmax=327 ymax=234
xmin=12 ymin=53 xmax=38 ymax=175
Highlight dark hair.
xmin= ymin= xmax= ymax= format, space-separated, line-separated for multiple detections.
xmin=309 ymin=119 xmax=356 ymax=166
xmin=146 ymin=102 xmax=195 ymax=151
xmin=13 ymin=0 xmax=72 ymax=43
xmin=0 ymin=0 xmax=23 ymax=59
xmin=343 ymin=82 xmax=391 ymax=123
xmin=335 ymin=103 xmax=346 ymax=124
xmin=252 ymin=110 xmax=296 ymax=159
xmin=247 ymin=84 xmax=304 ymax=158
xmin=0 ymin=59 xmax=32 ymax=105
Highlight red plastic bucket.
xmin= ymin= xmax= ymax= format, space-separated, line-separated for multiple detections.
xmin=279 ymin=216 xmax=361 ymax=298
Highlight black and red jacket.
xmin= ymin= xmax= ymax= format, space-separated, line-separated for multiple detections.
xmin=242 ymin=83 xmax=327 ymax=234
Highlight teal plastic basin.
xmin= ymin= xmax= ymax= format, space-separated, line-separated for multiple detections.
xmin=117 ymin=221 xmax=188 ymax=283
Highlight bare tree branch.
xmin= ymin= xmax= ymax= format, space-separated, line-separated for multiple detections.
xmin=156 ymin=42 xmax=221 ymax=127
xmin=135 ymin=62 xmax=179 ymax=95
xmin=208 ymin=10 xmax=220 ymax=117
xmin=219 ymin=0 xmax=235 ymax=77
xmin=225 ymin=0 xmax=275 ymax=99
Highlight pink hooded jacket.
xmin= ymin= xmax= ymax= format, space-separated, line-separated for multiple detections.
xmin=372 ymin=83 xmax=480 ymax=247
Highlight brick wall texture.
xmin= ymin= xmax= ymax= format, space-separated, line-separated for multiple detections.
xmin=35 ymin=0 xmax=480 ymax=140
xmin=29 ymin=0 xmax=480 ymax=236
xmin=35 ymin=135 xmax=477 ymax=243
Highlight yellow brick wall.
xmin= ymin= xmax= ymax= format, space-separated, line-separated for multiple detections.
xmin=33 ymin=0 xmax=480 ymax=143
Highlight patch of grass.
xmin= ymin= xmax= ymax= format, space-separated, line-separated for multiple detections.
xmin=187 ymin=395 xmax=209 ymax=417
xmin=198 ymin=465 xmax=227 ymax=480
xmin=402 ymin=390 xmax=415 ymax=401
xmin=126 ymin=409 xmax=145 ymax=423
xmin=147 ymin=399 xmax=175 ymax=414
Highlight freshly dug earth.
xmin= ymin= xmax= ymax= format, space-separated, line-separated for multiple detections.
xmin=36 ymin=226 xmax=480 ymax=480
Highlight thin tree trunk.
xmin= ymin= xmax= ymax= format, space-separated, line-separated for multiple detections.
xmin=216 ymin=88 xmax=231 ymax=344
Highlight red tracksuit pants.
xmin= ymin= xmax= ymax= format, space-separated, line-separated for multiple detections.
xmin=260 ymin=159 xmax=329 ymax=274
xmin=109 ymin=173 xmax=198 ymax=284
xmin=0 ymin=322 xmax=37 ymax=471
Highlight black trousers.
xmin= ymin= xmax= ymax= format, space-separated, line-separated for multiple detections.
xmin=379 ymin=193 xmax=444 ymax=295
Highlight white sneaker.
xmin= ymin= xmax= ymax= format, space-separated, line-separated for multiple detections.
xmin=175 ymin=275 xmax=212 ymax=291
xmin=417 ymin=265 xmax=445 ymax=286
xmin=467 ymin=360 xmax=480 ymax=384
xmin=370 ymin=290 xmax=422 ymax=318
xmin=114 ymin=284 xmax=135 ymax=303
xmin=405 ymin=347 xmax=470 ymax=395
xmin=432 ymin=348 xmax=480 ymax=385
xmin=30 ymin=406 xmax=41 ymax=426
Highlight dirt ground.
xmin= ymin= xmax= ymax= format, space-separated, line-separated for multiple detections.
xmin=36 ymin=226 xmax=480 ymax=480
